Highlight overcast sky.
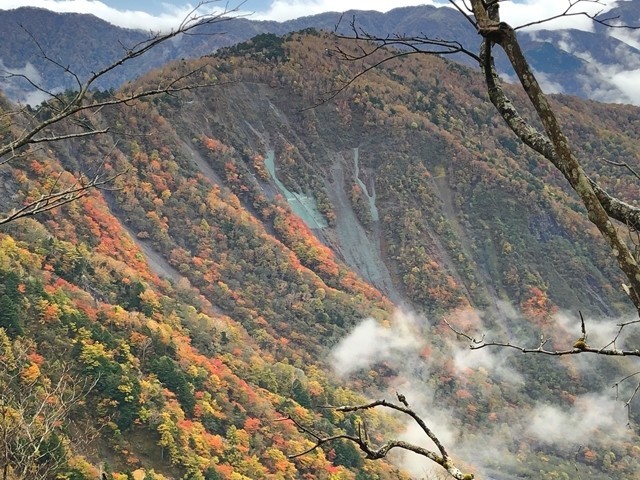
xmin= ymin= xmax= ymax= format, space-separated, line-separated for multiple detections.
xmin=0 ymin=1 xmax=617 ymax=31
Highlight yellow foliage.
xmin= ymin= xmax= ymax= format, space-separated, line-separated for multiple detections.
xmin=0 ymin=328 xmax=16 ymax=368
xmin=20 ymin=363 xmax=40 ymax=383
xmin=329 ymin=467 xmax=356 ymax=480
xmin=67 ymin=455 xmax=100 ymax=478
xmin=79 ymin=341 xmax=112 ymax=368
xmin=38 ymin=299 xmax=61 ymax=323
xmin=132 ymin=469 xmax=146 ymax=480
xmin=139 ymin=288 xmax=161 ymax=313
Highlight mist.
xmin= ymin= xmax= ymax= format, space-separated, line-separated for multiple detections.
xmin=527 ymin=392 xmax=628 ymax=446
xmin=330 ymin=304 xmax=637 ymax=477
xmin=0 ymin=59 xmax=55 ymax=106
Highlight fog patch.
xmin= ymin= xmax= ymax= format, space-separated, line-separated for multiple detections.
xmin=0 ymin=59 xmax=56 ymax=106
xmin=576 ymin=54 xmax=640 ymax=105
xmin=609 ymin=26 xmax=640 ymax=52
xmin=446 ymin=306 xmax=524 ymax=385
xmin=330 ymin=310 xmax=461 ymax=476
xmin=532 ymin=69 xmax=565 ymax=94
xmin=556 ymin=32 xmax=577 ymax=55
xmin=527 ymin=393 xmax=628 ymax=446
xmin=331 ymin=310 xmax=424 ymax=377
xmin=331 ymin=304 xmax=636 ymax=476
xmin=553 ymin=310 xmax=636 ymax=350
xmin=387 ymin=384 xmax=460 ymax=478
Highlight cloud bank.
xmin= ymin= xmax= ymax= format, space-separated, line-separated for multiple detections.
xmin=330 ymin=310 xmax=425 ymax=377
xmin=329 ymin=308 xmax=523 ymax=477
xmin=0 ymin=59 xmax=55 ymax=105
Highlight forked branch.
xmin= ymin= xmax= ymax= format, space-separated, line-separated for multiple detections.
xmin=0 ymin=1 xmax=243 ymax=162
xmin=0 ymin=169 xmax=124 ymax=226
xmin=444 ymin=313 xmax=640 ymax=357
xmin=286 ymin=397 xmax=473 ymax=479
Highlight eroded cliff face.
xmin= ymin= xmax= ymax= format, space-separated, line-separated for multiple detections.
xmin=137 ymin=64 xmax=623 ymax=319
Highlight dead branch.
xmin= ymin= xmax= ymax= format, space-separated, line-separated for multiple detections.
xmin=0 ymin=1 xmax=243 ymax=162
xmin=445 ymin=313 xmax=640 ymax=357
xmin=303 ymin=12 xmax=481 ymax=109
xmin=0 ymin=337 xmax=101 ymax=480
xmin=286 ymin=396 xmax=473 ymax=479
xmin=0 ymin=2 xmax=244 ymax=227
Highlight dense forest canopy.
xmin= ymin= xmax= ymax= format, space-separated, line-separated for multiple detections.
xmin=2 ymin=2 xmax=640 ymax=478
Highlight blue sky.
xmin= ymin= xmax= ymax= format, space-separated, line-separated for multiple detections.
xmin=0 ymin=1 xmax=616 ymax=30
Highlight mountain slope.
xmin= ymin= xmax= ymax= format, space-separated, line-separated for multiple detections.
xmin=3 ymin=31 xmax=640 ymax=479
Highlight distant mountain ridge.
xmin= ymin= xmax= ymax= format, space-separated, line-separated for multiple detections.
xmin=2 ymin=3 xmax=640 ymax=104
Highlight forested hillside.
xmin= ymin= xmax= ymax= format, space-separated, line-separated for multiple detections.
xmin=2 ymin=30 xmax=640 ymax=479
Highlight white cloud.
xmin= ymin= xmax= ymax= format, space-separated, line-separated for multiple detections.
xmin=500 ymin=0 xmax=616 ymax=32
xmin=527 ymin=393 xmax=628 ymax=446
xmin=553 ymin=310 xmax=640 ymax=351
xmin=0 ymin=59 xmax=58 ymax=105
xmin=447 ymin=305 xmax=525 ymax=384
xmin=532 ymin=69 xmax=565 ymax=94
xmin=331 ymin=305 xmax=638 ymax=476
xmin=253 ymin=0 xmax=441 ymax=21
xmin=1 ymin=0 xmax=233 ymax=31
xmin=330 ymin=310 xmax=461 ymax=477
xmin=609 ymin=22 xmax=640 ymax=50
xmin=396 ymin=387 xmax=459 ymax=478
xmin=255 ymin=0 xmax=618 ymax=26
xmin=330 ymin=310 xmax=424 ymax=377
xmin=522 ymin=28 xmax=640 ymax=105
xmin=608 ymin=68 xmax=640 ymax=103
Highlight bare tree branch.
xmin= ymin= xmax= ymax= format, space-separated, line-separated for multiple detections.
xmin=0 ymin=1 xmax=245 ymax=227
xmin=286 ymin=396 xmax=473 ymax=479
xmin=466 ymin=0 xmax=640 ymax=314
xmin=0 ymin=1 xmax=243 ymax=161
xmin=0 ymin=334 xmax=101 ymax=480
xmin=445 ymin=313 xmax=640 ymax=357
xmin=304 ymin=14 xmax=481 ymax=109
xmin=514 ymin=0 xmax=607 ymax=30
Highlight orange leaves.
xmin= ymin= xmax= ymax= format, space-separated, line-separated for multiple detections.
xmin=215 ymin=464 xmax=234 ymax=479
xmin=583 ymin=449 xmax=598 ymax=463
xmin=272 ymin=207 xmax=346 ymax=283
xmin=224 ymin=161 xmax=241 ymax=187
xmin=20 ymin=362 xmax=41 ymax=383
xmin=244 ymin=417 xmax=261 ymax=433
xmin=202 ymin=135 xmax=229 ymax=153
xmin=29 ymin=159 xmax=46 ymax=175
xmin=521 ymin=286 xmax=556 ymax=325
xmin=206 ymin=433 xmax=224 ymax=453
xmin=251 ymin=153 xmax=269 ymax=180
xmin=455 ymin=388 xmax=473 ymax=400
xmin=27 ymin=351 xmax=45 ymax=365
xmin=38 ymin=300 xmax=61 ymax=324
